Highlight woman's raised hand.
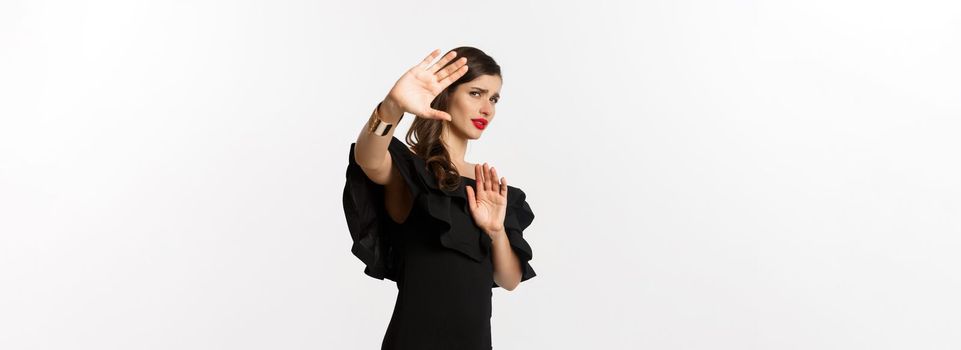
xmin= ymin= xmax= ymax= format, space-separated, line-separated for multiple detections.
xmin=385 ymin=49 xmax=468 ymax=121
xmin=466 ymin=162 xmax=508 ymax=238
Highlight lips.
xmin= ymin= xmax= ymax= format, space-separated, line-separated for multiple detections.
xmin=471 ymin=118 xmax=487 ymax=130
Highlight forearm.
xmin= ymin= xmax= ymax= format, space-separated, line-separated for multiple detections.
xmin=488 ymin=228 xmax=522 ymax=291
xmin=354 ymin=97 xmax=405 ymax=169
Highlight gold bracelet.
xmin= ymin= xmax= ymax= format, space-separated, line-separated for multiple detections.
xmin=368 ymin=101 xmax=402 ymax=136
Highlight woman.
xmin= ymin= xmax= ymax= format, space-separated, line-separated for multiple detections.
xmin=342 ymin=46 xmax=537 ymax=349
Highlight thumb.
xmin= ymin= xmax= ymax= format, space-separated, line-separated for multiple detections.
xmin=431 ymin=109 xmax=452 ymax=121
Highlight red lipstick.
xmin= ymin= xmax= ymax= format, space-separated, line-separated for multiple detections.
xmin=471 ymin=118 xmax=487 ymax=130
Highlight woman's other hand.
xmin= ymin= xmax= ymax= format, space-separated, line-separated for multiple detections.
xmin=466 ymin=162 xmax=508 ymax=238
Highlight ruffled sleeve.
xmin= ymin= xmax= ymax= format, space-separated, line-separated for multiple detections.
xmin=493 ymin=186 xmax=537 ymax=288
xmin=341 ymin=136 xmax=425 ymax=282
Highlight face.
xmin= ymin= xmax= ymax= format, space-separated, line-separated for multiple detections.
xmin=445 ymin=74 xmax=502 ymax=140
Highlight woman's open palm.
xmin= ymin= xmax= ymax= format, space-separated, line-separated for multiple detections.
xmin=387 ymin=49 xmax=469 ymax=121
xmin=466 ymin=163 xmax=508 ymax=237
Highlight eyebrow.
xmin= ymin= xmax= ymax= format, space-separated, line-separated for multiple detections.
xmin=470 ymin=86 xmax=500 ymax=99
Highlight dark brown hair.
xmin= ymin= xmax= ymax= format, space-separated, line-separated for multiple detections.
xmin=404 ymin=46 xmax=502 ymax=192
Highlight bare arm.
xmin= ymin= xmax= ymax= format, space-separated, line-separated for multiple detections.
xmin=489 ymin=228 xmax=522 ymax=291
xmin=353 ymin=97 xmax=405 ymax=185
xmin=354 ymin=98 xmax=414 ymax=224
xmin=353 ymin=48 xmax=469 ymax=223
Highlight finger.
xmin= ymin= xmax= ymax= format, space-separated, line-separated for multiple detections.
xmin=438 ymin=64 xmax=468 ymax=87
xmin=436 ymin=57 xmax=466 ymax=80
xmin=427 ymin=50 xmax=457 ymax=74
xmin=481 ymin=163 xmax=490 ymax=192
xmin=490 ymin=166 xmax=500 ymax=196
xmin=475 ymin=164 xmax=484 ymax=193
xmin=484 ymin=163 xmax=493 ymax=193
xmin=427 ymin=109 xmax=452 ymax=121
xmin=437 ymin=111 xmax=452 ymax=121
xmin=487 ymin=164 xmax=496 ymax=194
xmin=417 ymin=49 xmax=441 ymax=70
xmin=466 ymin=185 xmax=476 ymax=210
xmin=500 ymin=176 xmax=507 ymax=197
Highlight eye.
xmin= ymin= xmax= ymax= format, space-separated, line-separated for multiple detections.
xmin=471 ymin=91 xmax=498 ymax=104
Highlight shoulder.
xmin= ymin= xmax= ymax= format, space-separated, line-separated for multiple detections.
xmin=387 ymin=136 xmax=422 ymax=161
xmin=506 ymin=184 xmax=528 ymax=206
xmin=386 ymin=136 xmax=410 ymax=153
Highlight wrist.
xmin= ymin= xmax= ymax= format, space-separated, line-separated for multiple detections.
xmin=485 ymin=226 xmax=507 ymax=240
xmin=378 ymin=97 xmax=404 ymax=123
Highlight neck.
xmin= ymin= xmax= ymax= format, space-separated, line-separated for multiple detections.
xmin=441 ymin=123 xmax=468 ymax=166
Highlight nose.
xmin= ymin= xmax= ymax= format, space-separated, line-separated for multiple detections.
xmin=480 ymin=102 xmax=493 ymax=118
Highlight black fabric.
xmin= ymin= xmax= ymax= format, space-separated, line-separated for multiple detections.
xmin=342 ymin=135 xmax=537 ymax=349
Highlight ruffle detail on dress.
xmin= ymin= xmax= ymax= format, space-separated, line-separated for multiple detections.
xmin=344 ymin=136 xmax=536 ymax=285
xmin=391 ymin=137 xmax=492 ymax=263
xmin=343 ymin=140 xmax=411 ymax=282
xmin=390 ymin=137 xmax=538 ymax=285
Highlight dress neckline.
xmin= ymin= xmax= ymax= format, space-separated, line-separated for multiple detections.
xmin=399 ymin=139 xmax=480 ymax=185
xmin=405 ymin=145 xmax=476 ymax=182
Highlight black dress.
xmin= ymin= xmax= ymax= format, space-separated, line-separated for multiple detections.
xmin=342 ymin=135 xmax=537 ymax=350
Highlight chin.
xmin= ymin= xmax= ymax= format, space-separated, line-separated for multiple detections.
xmin=459 ymin=127 xmax=482 ymax=140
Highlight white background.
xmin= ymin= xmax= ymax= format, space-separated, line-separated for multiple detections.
xmin=2 ymin=1 xmax=959 ymax=349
